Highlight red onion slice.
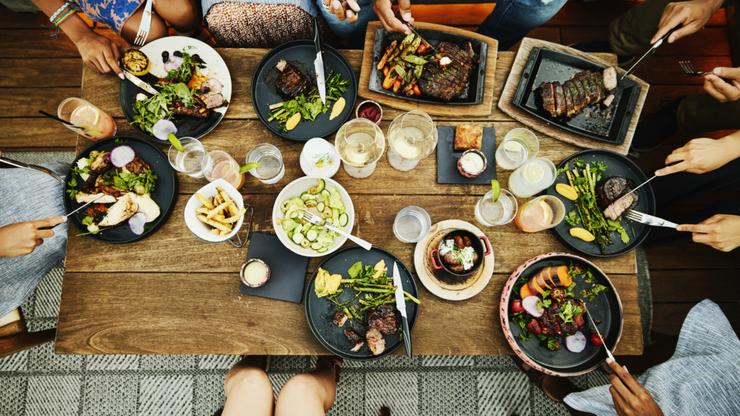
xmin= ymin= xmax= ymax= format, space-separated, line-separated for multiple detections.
xmin=521 ymin=296 xmax=544 ymax=318
xmin=128 ymin=212 xmax=147 ymax=235
xmin=565 ymin=331 xmax=587 ymax=353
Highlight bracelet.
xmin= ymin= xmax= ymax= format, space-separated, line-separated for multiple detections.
xmin=53 ymin=7 xmax=77 ymax=26
xmin=49 ymin=2 xmax=71 ymax=23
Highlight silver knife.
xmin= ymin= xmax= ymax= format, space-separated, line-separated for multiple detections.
xmin=393 ymin=262 xmax=412 ymax=357
xmin=313 ymin=18 xmax=326 ymax=105
xmin=40 ymin=194 xmax=106 ymax=230
xmin=581 ymin=303 xmax=614 ymax=362
xmin=123 ymin=70 xmax=158 ymax=95
xmin=620 ymin=26 xmax=680 ymax=81
xmin=620 ymin=174 xmax=656 ymax=200
xmin=405 ymin=23 xmax=438 ymax=54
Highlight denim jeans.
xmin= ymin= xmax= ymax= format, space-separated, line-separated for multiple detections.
xmin=320 ymin=0 xmax=566 ymax=50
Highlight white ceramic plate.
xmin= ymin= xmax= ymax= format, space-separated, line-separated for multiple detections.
xmin=185 ymin=178 xmax=244 ymax=242
xmin=272 ymin=176 xmax=355 ymax=257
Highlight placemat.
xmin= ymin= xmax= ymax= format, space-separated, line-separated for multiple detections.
xmin=240 ymin=232 xmax=309 ymax=304
xmin=436 ymin=125 xmax=496 ymax=184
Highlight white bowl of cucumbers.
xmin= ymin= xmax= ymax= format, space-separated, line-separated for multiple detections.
xmin=273 ymin=176 xmax=354 ymax=257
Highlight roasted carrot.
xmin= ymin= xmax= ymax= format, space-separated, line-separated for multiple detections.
xmin=382 ymin=67 xmax=396 ymax=89
xmin=392 ymin=78 xmax=402 ymax=93
xmin=412 ymin=83 xmax=421 ymax=96
xmin=520 ymin=284 xmax=534 ymax=299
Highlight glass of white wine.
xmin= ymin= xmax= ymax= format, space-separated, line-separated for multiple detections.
xmin=335 ymin=118 xmax=385 ymax=178
xmin=387 ymin=110 xmax=438 ymax=171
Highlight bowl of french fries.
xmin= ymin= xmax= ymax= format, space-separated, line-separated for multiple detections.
xmin=184 ymin=178 xmax=246 ymax=243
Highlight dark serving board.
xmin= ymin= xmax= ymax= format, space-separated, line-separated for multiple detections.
xmin=368 ymin=28 xmax=487 ymax=105
xmin=304 ymin=247 xmax=419 ymax=360
xmin=512 ymin=47 xmax=641 ymax=145
xmin=545 ymin=150 xmax=656 ymax=257
xmin=435 ymin=125 xmax=497 ymax=184
xmin=505 ymin=254 xmax=623 ymax=374
xmin=63 ymin=136 xmax=178 ymax=244
xmin=240 ymin=232 xmax=309 ymax=304
xmin=252 ymin=40 xmax=357 ymax=142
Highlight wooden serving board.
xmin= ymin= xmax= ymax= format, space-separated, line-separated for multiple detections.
xmin=498 ymin=37 xmax=650 ymax=155
xmin=359 ymin=21 xmax=498 ymax=117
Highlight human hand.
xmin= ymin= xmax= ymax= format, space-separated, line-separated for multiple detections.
xmin=606 ymin=358 xmax=664 ymax=416
xmin=0 ymin=216 xmax=67 ymax=257
xmin=655 ymin=137 xmax=737 ymax=176
xmin=678 ymin=214 xmax=740 ymax=252
xmin=651 ymin=0 xmax=722 ymax=44
xmin=324 ymin=0 xmax=361 ymax=22
xmin=704 ymin=67 xmax=740 ymax=103
xmin=374 ymin=0 xmax=412 ymax=34
xmin=75 ymin=33 xmax=124 ymax=78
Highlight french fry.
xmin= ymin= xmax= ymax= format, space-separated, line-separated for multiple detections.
xmin=210 ymin=228 xmax=221 ymax=235
xmin=196 ymin=207 xmax=210 ymax=215
xmin=197 ymin=214 xmax=232 ymax=233
xmin=195 ymin=193 xmax=214 ymax=210
xmin=206 ymin=201 xmax=229 ymax=219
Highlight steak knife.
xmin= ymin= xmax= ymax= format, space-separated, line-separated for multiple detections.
xmin=620 ymin=26 xmax=680 ymax=81
xmin=392 ymin=262 xmax=412 ymax=357
xmin=313 ymin=17 xmax=327 ymax=105
xmin=123 ymin=70 xmax=158 ymax=95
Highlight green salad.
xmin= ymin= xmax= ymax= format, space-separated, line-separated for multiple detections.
xmin=131 ymin=83 xmax=194 ymax=134
xmin=268 ymin=73 xmax=349 ymax=130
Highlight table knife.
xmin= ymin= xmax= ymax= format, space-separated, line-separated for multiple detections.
xmin=620 ymin=26 xmax=680 ymax=81
xmin=123 ymin=70 xmax=158 ymax=95
xmin=620 ymin=174 xmax=657 ymax=200
xmin=582 ymin=303 xmax=614 ymax=362
xmin=313 ymin=17 xmax=326 ymax=105
xmin=405 ymin=23 xmax=438 ymax=54
xmin=392 ymin=262 xmax=412 ymax=357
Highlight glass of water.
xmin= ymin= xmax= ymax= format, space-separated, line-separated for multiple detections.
xmin=245 ymin=143 xmax=285 ymax=185
xmin=393 ymin=206 xmax=432 ymax=243
xmin=508 ymin=157 xmax=557 ymax=198
xmin=475 ymin=189 xmax=518 ymax=227
xmin=167 ymin=137 xmax=206 ymax=178
xmin=495 ymin=128 xmax=539 ymax=170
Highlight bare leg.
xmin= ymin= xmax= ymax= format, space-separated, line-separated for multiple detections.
xmin=222 ymin=360 xmax=274 ymax=416
xmin=152 ymin=0 xmax=202 ymax=34
xmin=120 ymin=8 xmax=169 ymax=44
xmin=274 ymin=358 xmax=339 ymax=416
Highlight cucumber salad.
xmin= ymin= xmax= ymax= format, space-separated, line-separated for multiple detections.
xmin=277 ymin=179 xmax=349 ymax=253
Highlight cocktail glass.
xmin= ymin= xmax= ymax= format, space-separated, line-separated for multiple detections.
xmin=202 ymin=150 xmax=244 ymax=190
xmin=57 ymin=97 xmax=117 ymax=141
xmin=509 ymin=157 xmax=557 ymax=198
xmin=514 ymin=195 xmax=566 ymax=233
xmin=495 ymin=127 xmax=539 ymax=170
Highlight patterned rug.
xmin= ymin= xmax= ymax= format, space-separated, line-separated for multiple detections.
xmin=1 ymin=152 xmax=653 ymax=415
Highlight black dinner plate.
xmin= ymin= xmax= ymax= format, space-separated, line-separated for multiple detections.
xmin=252 ymin=40 xmax=357 ymax=142
xmin=506 ymin=254 xmax=623 ymax=374
xmin=545 ymin=150 xmax=655 ymax=257
xmin=512 ymin=47 xmax=641 ymax=145
xmin=369 ymin=28 xmax=488 ymax=105
xmin=63 ymin=136 xmax=177 ymax=243
xmin=304 ymin=247 xmax=419 ymax=360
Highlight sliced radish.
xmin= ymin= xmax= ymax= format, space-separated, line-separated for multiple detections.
xmin=128 ymin=212 xmax=147 ymax=235
xmin=164 ymin=56 xmax=183 ymax=72
xmin=521 ymin=296 xmax=544 ymax=318
xmin=111 ymin=145 xmax=135 ymax=167
xmin=565 ymin=331 xmax=587 ymax=353
xmin=152 ymin=119 xmax=177 ymax=142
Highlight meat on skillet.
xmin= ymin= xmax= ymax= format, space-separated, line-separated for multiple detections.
xmin=419 ymin=42 xmax=475 ymax=101
xmin=367 ymin=305 xmax=398 ymax=335
xmin=539 ymin=68 xmax=617 ymax=118
xmin=441 ymin=234 xmax=479 ymax=273
xmin=275 ymin=59 xmax=311 ymax=98
xmin=344 ymin=328 xmax=364 ymax=352
xmin=596 ymin=176 xmax=639 ymax=220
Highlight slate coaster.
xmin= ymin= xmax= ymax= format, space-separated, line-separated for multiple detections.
xmin=239 ymin=232 xmax=309 ymax=304
xmin=436 ymin=126 xmax=497 ymax=184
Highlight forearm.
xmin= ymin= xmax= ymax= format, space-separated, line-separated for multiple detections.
xmin=30 ymin=0 xmax=93 ymax=43
xmin=705 ymin=0 xmax=725 ymax=13
xmin=720 ymin=130 xmax=740 ymax=161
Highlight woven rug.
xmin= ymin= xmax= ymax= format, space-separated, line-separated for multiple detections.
xmin=1 ymin=151 xmax=653 ymax=415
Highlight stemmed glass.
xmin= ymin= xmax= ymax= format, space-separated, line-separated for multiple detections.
xmin=386 ymin=110 xmax=438 ymax=171
xmin=335 ymin=118 xmax=385 ymax=178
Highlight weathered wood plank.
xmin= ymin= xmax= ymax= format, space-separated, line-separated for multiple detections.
xmin=0 ymin=29 xmax=78 ymax=58
xmin=0 ymin=87 xmax=79 ymax=117
xmin=647 ymin=240 xmax=740 ymax=270
xmin=64 ymin=193 xmax=637 ymax=275
xmin=0 ymin=58 xmax=81 ymax=87
xmin=55 ymin=271 xmax=642 ymax=355
xmin=651 ymin=270 xmax=740 ymax=302
xmin=635 ymin=55 xmax=734 ymax=86
xmin=0 ymin=118 xmax=78 ymax=149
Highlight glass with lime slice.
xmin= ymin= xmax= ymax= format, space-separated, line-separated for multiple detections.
xmin=166 ymin=136 xmax=207 ymax=178
xmin=476 ymin=184 xmax=517 ymax=227
xmin=509 ymin=157 xmax=557 ymax=198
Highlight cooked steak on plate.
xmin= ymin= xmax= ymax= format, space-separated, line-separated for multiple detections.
xmin=419 ymin=42 xmax=475 ymax=101
xmin=539 ymin=68 xmax=617 ymax=118
xmin=275 ymin=59 xmax=311 ymax=98
xmin=596 ymin=176 xmax=639 ymax=220
xmin=367 ymin=305 xmax=398 ymax=335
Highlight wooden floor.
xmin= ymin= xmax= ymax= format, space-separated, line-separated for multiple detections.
xmin=0 ymin=1 xmax=738 ymax=338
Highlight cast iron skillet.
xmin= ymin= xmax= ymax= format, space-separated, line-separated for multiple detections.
xmin=545 ymin=149 xmax=656 ymax=257
xmin=512 ymin=47 xmax=641 ymax=145
xmin=63 ymin=136 xmax=177 ymax=243
xmin=304 ymin=246 xmax=419 ymax=360
xmin=252 ymin=40 xmax=357 ymax=142
xmin=368 ymin=28 xmax=488 ymax=105
xmin=500 ymin=253 xmax=623 ymax=376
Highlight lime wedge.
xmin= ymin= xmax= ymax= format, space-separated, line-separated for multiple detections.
xmin=167 ymin=133 xmax=184 ymax=152
xmin=490 ymin=179 xmax=501 ymax=202
xmin=239 ymin=161 xmax=260 ymax=174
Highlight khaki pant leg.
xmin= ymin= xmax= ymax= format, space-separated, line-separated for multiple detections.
xmin=677 ymin=93 xmax=740 ymax=133
xmin=609 ymin=0 xmax=676 ymax=56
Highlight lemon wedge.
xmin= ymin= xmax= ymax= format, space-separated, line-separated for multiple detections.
xmin=329 ymin=97 xmax=346 ymax=120
xmin=555 ymin=183 xmax=578 ymax=201
xmin=570 ymin=227 xmax=596 ymax=242
xmin=285 ymin=112 xmax=301 ymax=131
xmin=539 ymin=199 xmax=553 ymax=224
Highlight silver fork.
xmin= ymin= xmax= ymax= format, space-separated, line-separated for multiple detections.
xmin=301 ymin=210 xmax=372 ymax=251
xmin=678 ymin=60 xmax=706 ymax=76
xmin=625 ymin=209 xmax=678 ymax=229
xmin=133 ymin=0 xmax=154 ymax=46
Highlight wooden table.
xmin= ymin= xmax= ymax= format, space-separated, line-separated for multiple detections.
xmin=56 ymin=49 xmax=643 ymax=356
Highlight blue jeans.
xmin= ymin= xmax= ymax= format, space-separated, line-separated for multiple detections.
xmin=320 ymin=0 xmax=566 ymax=50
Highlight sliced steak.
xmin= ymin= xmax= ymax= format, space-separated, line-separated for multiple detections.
xmin=275 ymin=59 xmax=311 ymax=98
xmin=541 ymin=82 xmax=557 ymax=117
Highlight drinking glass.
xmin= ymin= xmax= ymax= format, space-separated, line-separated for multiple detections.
xmin=495 ymin=128 xmax=539 ymax=170
xmin=245 ymin=143 xmax=285 ymax=184
xmin=475 ymin=189 xmax=518 ymax=227
xmin=167 ymin=137 xmax=206 ymax=178
xmin=393 ymin=206 xmax=432 ymax=243
xmin=508 ymin=157 xmax=557 ymax=198
xmin=57 ymin=97 xmax=117 ymax=141
xmin=514 ymin=195 xmax=566 ymax=233
xmin=387 ymin=110 xmax=438 ymax=171
xmin=202 ymin=150 xmax=244 ymax=190
xmin=335 ymin=118 xmax=385 ymax=178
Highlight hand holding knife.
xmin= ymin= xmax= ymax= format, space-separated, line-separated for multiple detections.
xmin=392 ymin=262 xmax=412 ymax=357
xmin=620 ymin=26 xmax=680 ymax=81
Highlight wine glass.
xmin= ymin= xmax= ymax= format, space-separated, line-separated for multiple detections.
xmin=387 ymin=110 xmax=438 ymax=171
xmin=335 ymin=118 xmax=385 ymax=178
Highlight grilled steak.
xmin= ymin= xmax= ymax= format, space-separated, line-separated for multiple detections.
xmin=344 ymin=328 xmax=364 ymax=352
xmin=539 ymin=67 xmax=617 ymax=118
xmin=170 ymin=95 xmax=209 ymax=119
xmin=275 ymin=59 xmax=311 ymax=98
xmin=597 ymin=176 xmax=638 ymax=220
xmin=367 ymin=305 xmax=398 ymax=335
xmin=419 ymin=42 xmax=475 ymax=101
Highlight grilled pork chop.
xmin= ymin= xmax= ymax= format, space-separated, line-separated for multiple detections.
xmin=419 ymin=42 xmax=475 ymax=101
xmin=275 ymin=59 xmax=311 ymax=98
xmin=539 ymin=68 xmax=617 ymax=118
